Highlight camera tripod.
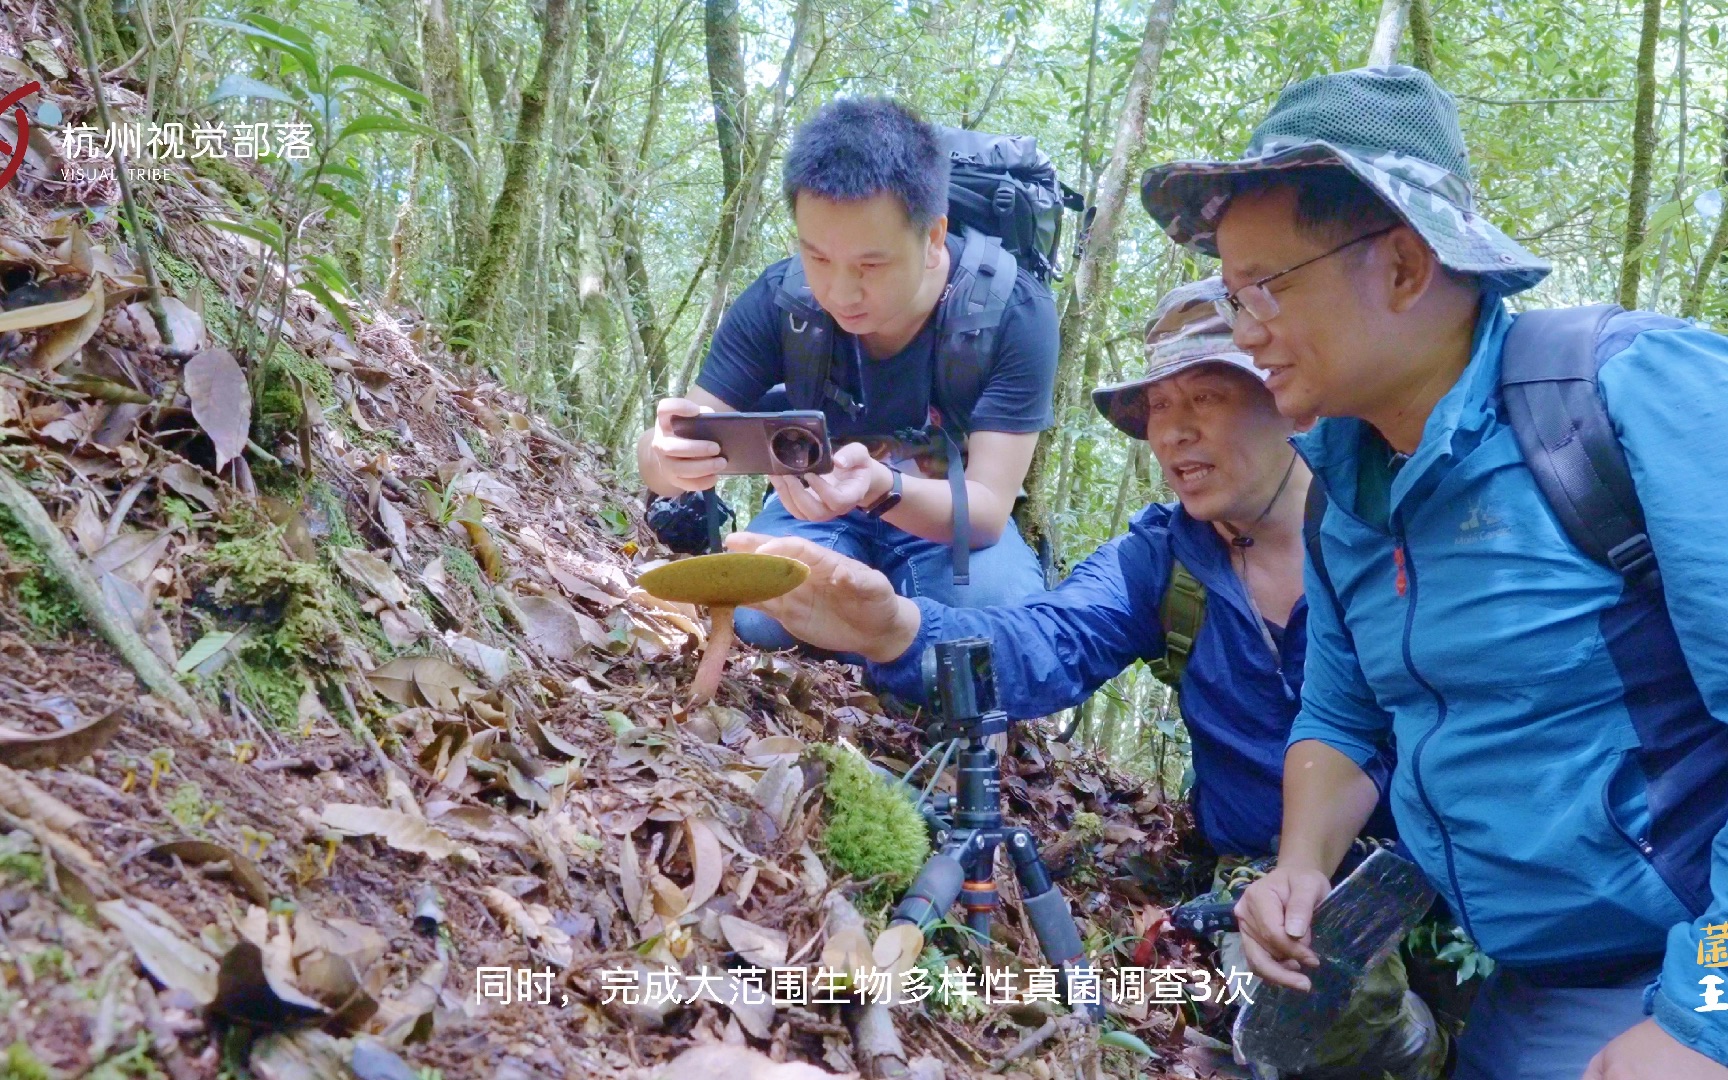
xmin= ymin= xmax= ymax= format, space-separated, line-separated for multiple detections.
xmin=885 ymin=638 xmax=1104 ymax=1021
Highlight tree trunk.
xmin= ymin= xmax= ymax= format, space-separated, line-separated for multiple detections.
xmin=1617 ymin=0 xmax=1664 ymax=309
xmin=581 ymin=0 xmax=670 ymax=400
xmin=1407 ymin=0 xmax=1437 ymax=73
xmin=1649 ymin=0 xmax=1688 ymax=311
xmin=1682 ymin=111 xmax=1728 ymax=319
xmin=1367 ymin=0 xmax=1410 ymax=67
xmin=704 ymin=0 xmax=749 ymax=256
xmin=453 ymin=0 xmax=574 ymax=346
xmin=421 ymin=0 xmax=489 ymax=259
xmin=673 ymin=0 xmax=817 ymax=396
xmin=476 ymin=25 xmax=511 ymax=135
xmin=1021 ymin=0 xmax=1179 ymax=562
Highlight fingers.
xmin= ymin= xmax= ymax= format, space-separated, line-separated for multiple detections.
xmin=1234 ymin=871 xmax=1322 ymax=985
xmin=654 ymin=396 xmax=704 ymax=428
xmin=726 ymin=532 xmax=830 ymax=567
xmin=831 ymin=442 xmax=874 ymax=469
xmin=650 ymin=399 xmax=723 ymax=490
xmin=1281 ymin=873 xmax=1328 ymax=953
xmin=770 ymin=474 xmax=836 ymax=521
xmin=801 ymin=471 xmax=867 ymax=515
xmin=1238 ymin=931 xmax=1312 ymax=992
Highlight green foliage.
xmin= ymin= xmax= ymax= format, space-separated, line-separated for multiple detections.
xmin=1407 ymin=922 xmax=1498 ymax=985
xmin=816 ymin=744 xmax=930 ymax=904
xmin=1 ymin=1041 xmax=53 ymax=1080
xmin=164 ymin=783 xmax=218 ymax=832
xmin=84 ymin=1033 xmax=166 ymax=1080
xmin=0 ymin=851 xmax=45 ymax=886
xmin=0 ymin=506 xmax=78 ymax=637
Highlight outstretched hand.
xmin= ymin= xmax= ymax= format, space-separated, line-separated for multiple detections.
xmin=723 ymin=532 xmax=921 ymax=663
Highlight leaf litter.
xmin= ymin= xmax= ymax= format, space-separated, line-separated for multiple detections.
xmin=0 ymin=14 xmax=1212 ymax=1080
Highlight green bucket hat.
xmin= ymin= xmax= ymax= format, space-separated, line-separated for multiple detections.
xmin=1139 ymin=65 xmax=1550 ymax=295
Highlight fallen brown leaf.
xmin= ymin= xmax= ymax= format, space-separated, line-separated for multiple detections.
xmin=185 ymin=348 xmax=251 ymax=471
xmin=0 ymin=706 xmax=123 ymax=769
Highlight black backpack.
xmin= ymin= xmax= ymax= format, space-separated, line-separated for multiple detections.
xmin=1303 ymin=304 xmax=1673 ymax=595
xmin=941 ymin=127 xmax=1086 ymax=285
xmin=772 ymin=127 xmax=1080 ymax=585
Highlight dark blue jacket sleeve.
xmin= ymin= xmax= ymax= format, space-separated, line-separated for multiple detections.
xmin=866 ymin=530 xmax=1168 ymax=717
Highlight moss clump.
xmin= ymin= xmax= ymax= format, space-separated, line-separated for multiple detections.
xmin=817 ymin=744 xmax=930 ymax=903
xmin=0 ymin=506 xmax=78 ymax=637
xmin=195 ymin=516 xmax=346 ymax=728
xmin=203 ymin=530 xmax=341 ymax=662
xmin=0 ymin=851 xmax=44 ymax=886
xmin=189 ymin=153 xmax=269 ymax=207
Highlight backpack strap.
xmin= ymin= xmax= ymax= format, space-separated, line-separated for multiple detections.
xmin=774 ymin=257 xmax=862 ymax=418
xmin=1500 ymin=305 xmax=1659 ymax=589
xmin=1147 ymin=557 xmax=1206 ymax=689
xmin=931 ymin=231 xmax=1018 ymax=589
xmin=1303 ymin=482 xmax=1334 ymax=602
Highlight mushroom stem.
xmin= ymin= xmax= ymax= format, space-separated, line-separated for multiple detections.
xmin=691 ymin=605 xmax=736 ymax=705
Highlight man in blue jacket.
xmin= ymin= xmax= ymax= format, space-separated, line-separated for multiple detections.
xmin=728 ymin=279 xmax=1443 ymax=1078
xmin=1139 ymin=66 xmax=1728 ymax=1079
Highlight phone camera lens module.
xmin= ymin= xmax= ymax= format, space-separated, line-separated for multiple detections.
xmin=769 ymin=426 xmax=821 ymax=471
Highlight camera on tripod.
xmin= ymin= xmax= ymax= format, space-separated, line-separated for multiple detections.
xmin=921 ymin=637 xmax=1008 ymax=743
xmin=887 ymin=636 xmax=1104 ymax=1021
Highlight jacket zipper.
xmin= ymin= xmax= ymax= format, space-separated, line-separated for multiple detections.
xmin=1397 ymin=522 xmax=1478 ymax=943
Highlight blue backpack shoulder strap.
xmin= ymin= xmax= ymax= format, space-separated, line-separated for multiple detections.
xmin=773 ymin=257 xmax=860 ymax=417
xmin=1499 ymin=305 xmax=1659 ymax=589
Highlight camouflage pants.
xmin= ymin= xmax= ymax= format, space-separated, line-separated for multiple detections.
xmin=1209 ymin=855 xmax=1449 ymax=1080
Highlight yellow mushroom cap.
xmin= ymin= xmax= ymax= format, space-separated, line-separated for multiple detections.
xmin=637 ymin=552 xmax=809 ymax=606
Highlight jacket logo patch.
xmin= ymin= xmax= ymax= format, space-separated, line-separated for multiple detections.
xmin=1455 ymin=498 xmax=1511 ymax=544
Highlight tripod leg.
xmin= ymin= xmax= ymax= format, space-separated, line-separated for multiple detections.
xmin=960 ymin=835 xmax=1000 ymax=944
xmin=891 ymin=836 xmax=973 ymax=932
xmin=1005 ymin=828 xmax=1104 ymax=1021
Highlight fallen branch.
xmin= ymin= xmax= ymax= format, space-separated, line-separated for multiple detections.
xmin=988 ymin=1018 xmax=1059 ymax=1072
xmin=826 ymin=893 xmax=910 ymax=1080
xmin=0 ymin=468 xmax=207 ymax=734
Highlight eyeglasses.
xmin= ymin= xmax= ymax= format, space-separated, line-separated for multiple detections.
xmin=1216 ymin=225 xmax=1399 ymax=327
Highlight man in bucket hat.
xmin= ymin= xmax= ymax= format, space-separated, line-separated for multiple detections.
xmin=726 ymin=277 xmax=1448 ymax=1078
xmin=1142 ymin=65 xmax=1728 ymax=1079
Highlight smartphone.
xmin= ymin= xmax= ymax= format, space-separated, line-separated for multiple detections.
xmin=670 ymin=411 xmax=834 ymax=476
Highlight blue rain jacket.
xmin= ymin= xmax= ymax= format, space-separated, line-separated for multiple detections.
xmin=1288 ymin=297 xmax=1728 ymax=1062
xmin=868 ymin=500 xmax=1395 ymax=858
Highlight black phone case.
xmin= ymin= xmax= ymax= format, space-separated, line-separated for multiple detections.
xmin=670 ymin=412 xmax=834 ymax=475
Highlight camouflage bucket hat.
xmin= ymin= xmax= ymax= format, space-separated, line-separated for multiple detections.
xmin=1139 ymin=65 xmax=1550 ymax=295
xmin=1091 ymin=277 xmax=1265 ymax=440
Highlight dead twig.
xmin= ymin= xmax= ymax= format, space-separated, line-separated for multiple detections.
xmin=0 ymin=468 xmax=207 ymax=733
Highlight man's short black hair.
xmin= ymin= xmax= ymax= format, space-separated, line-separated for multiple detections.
xmin=1231 ymin=167 xmax=1400 ymax=247
xmin=782 ymin=97 xmax=949 ymax=230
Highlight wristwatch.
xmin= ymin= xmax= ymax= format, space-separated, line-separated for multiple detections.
xmin=863 ymin=465 xmax=904 ymax=518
